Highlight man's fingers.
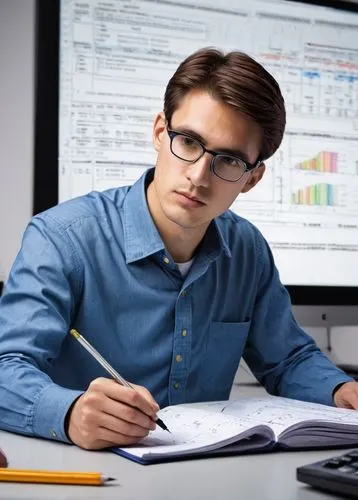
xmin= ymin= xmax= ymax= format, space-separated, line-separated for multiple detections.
xmin=68 ymin=377 xmax=160 ymax=450
xmin=344 ymin=392 xmax=358 ymax=410
xmin=116 ymin=402 xmax=157 ymax=430
xmin=334 ymin=381 xmax=358 ymax=409
xmin=90 ymin=378 xmax=159 ymax=418
xmin=97 ymin=410 xmax=154 ymax=437
xmin=94 ymin=399 xmax=157 ymax=432
xmin=133 ymin=383 xmax=160 ymax=410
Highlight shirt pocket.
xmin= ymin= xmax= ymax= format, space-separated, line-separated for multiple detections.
xmin=201 ymin=320 xmax=251 ymax=398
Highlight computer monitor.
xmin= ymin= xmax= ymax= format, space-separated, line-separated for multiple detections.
xmin=34 ymin=0 xmax=358 ymax=329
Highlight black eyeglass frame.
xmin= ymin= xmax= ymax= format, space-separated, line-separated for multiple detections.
xmin=167 ymin=128 xmax=262 ymax=183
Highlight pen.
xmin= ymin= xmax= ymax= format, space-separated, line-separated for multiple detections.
xmin=70 ymin=329 xmax=170 ymax=433
xmin=0 ymin=469 xmax=115 ymax=485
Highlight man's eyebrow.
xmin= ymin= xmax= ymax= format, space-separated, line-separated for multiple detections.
xmin=172 ymin=125 xmax=251 ymax=163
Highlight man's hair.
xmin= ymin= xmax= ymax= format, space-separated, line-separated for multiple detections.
xmin=164 ymin=48 xmax=286 ymax=161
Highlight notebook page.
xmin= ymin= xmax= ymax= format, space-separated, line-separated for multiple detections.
xmin=117 ymin=405 xmax=273 ymax=459
xmin=210 ymin=396 xmax=358 ymax=439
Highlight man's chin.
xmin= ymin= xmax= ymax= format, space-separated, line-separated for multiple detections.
xmin=164 ymin=207 xmax=209 ymax=231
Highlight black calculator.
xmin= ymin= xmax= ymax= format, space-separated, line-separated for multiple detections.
xmin=297 ymin=450 xmax=358 ymax=497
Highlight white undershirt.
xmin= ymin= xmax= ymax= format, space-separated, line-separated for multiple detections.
xmin=176 ymin=258 xmax=194 ymax=277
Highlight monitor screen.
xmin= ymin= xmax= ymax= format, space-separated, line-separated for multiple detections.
xmin=35 ymin=0 xmax=358 ymax=305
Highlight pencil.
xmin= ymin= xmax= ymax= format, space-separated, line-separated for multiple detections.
xmin=0 ymin=469 xmax=115 ymax=485
xmin=70 ymin=328 xmax=170 ymax=433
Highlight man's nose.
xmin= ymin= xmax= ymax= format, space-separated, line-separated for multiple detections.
xmin=186 ymin=153 xmax=212 ymax=188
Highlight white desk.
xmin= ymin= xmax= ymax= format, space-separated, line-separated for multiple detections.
xmin=0 ymin=385 xmax=350 ymax=499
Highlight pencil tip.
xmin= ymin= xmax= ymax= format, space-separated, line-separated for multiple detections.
xmin=105 ymin=477 xmax=116 ymax=482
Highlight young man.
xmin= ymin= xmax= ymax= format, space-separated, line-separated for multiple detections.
xmin=0 ymin=48 xmax=357 ymax=450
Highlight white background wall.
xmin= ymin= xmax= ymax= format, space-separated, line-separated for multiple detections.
xmin=0 ymin=0 xmax=357 ymax=374
xmin=0 ymin=0 xmax=35 ymax=282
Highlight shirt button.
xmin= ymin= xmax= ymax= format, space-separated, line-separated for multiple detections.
xmin=181 ymin=329 xmax=187 ymax=337
xmin=175 ymin=354 xmax=183 ymax=363
xmin=50 ymin=429 xmax=57 ymax=438
xmin=173 ymin=382 xmax=180 ymax=389
xmin=163 ymin=257 xmax=170 ymax=264
xmin=181 ymin=290 xmax=187 ymax=297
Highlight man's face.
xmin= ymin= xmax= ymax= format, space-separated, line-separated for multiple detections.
xmin=148 ymin=89 xmax=265 ymax=234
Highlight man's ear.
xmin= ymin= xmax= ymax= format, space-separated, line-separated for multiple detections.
xmin=152 ymin=112 xmax=166 ymax=152
xmin=241 ymin=163 xmax=266 ymax=193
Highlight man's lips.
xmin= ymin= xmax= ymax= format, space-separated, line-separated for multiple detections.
xmin=175 ymin=191 xmax=205 ymax=205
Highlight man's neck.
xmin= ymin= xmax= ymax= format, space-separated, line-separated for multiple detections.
xmin=152 ymin=212 xmax=207 ymax=262
xmin=164 ymin=230 xmax=205 ymax=263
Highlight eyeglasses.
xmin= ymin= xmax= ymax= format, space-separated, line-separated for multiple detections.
xmin=167 ymin=128 xmax=261 ymax=183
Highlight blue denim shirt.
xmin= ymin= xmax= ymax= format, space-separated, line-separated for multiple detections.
xmin=0 ymin=169 xmax=351 ymax=442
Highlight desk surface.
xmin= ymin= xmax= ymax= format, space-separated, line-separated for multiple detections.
xmin=0 ymin=385 xmax=350 ymax=500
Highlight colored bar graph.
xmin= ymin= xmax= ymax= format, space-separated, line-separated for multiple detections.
xmin=291 ymin=183 xmax=338 ymax=206
xmin=296 ymin=151 xmax=338 ymax=172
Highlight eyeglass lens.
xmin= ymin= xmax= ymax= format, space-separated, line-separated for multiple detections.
xmin=171 ymin=133 xmax=247 ymax=182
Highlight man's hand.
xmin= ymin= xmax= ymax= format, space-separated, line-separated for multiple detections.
xmin=334 ymin=381 xmax=358 ymax=410
xmin=67 ymin=377 xmax=160 ymax=450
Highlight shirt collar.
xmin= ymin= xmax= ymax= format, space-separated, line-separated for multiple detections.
xmin=122 ymin=168 xmax=231 ymax=264
xmin=211 ymin=218 xmax=232 ymax=258
xmin=122 ymin=168 xmax=164 ymax=264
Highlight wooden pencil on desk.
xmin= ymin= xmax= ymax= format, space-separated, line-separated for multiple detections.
xmin=0 ymin=469 xmax=115 ymax=485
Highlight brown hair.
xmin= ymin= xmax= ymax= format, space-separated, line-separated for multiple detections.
xmin=164 ymin=48 xmax=286 ymax=161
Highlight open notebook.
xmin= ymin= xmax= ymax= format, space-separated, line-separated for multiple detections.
xmin=112 ymin=395 xmax=358 ymax=464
